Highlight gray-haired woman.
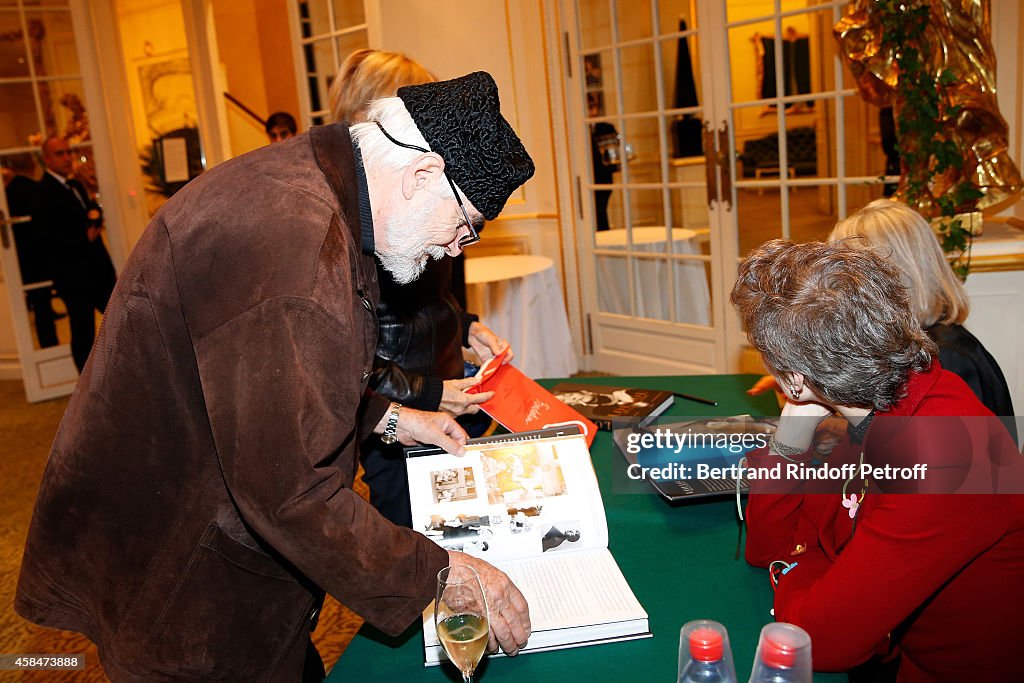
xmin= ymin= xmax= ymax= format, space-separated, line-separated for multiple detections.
xmin=732 ymin=239 xmax=1024 ymax=681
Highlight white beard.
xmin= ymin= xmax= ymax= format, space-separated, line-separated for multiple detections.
xmin=377 ymin=203 xmax=450 ymax=285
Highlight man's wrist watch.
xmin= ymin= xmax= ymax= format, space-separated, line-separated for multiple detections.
xmin=381 ymin=402 xmax=402 ymax=445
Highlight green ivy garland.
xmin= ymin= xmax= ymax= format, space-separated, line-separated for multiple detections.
xmin=876 ymin=0 xmax=984 ymax=279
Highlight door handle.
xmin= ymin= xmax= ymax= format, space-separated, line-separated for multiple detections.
xmin=716 ymin=122 xmax=732 ymax=211
xmin=703 ymin=121 xmax=717 ymax=209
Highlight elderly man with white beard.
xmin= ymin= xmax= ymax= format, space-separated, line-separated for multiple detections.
xmin=17 ymin=72 xmax=534 ymax=682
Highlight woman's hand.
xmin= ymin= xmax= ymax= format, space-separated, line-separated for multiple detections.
xmin=466 ymin=321 xmax=513 ymax=363
xmin=439 ymin=377 xmax=494 ymax=416
xmin=773 ymin=400 xmax=835 ymax=453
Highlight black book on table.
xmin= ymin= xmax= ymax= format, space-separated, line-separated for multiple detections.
xmin=611 ymin=417 xmax=778 ymax=502
xmin=549 ymin=382 xmax=674 ymax=431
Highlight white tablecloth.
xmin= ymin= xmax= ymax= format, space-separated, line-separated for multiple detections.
xmin=594 ymin=227 xmax=711 ymax=325
xmin=464 ymin=255 xmax=578 ymax=379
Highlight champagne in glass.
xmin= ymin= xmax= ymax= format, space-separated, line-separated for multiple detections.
xmin=435 ymin=565 xmax=489 ymax=682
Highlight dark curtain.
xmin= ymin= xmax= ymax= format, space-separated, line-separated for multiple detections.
xmin=672 ymin=19 xmax=703 ymax=158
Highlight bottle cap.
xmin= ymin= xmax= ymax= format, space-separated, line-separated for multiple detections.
xmin=688 ymin=626 xmax=724 ymax=662
xmin=760 ymin=636 xmax=797 ymax=668
xmin=750 ymin=622 xmax=812 ymax=682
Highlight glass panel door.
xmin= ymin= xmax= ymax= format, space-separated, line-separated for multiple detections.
xmin=291 ymin=0 xmax=369 ymax=127
xmin=569 ymin=0 xmax=724 ymax=375
xmin=0 ymin=0 xmax=98 ymax=400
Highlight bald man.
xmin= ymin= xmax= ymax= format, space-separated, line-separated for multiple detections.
xmin=32 ymin=137 xmax=116 ymax=372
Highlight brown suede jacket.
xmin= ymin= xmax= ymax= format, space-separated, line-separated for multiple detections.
xmin=15 ymin=124 xmax=448 ymax=681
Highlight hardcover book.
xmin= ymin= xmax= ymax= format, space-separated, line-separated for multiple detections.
xmin=549 ymin=382 xmax=674 ymax=431
xmin=406 ymin=426 xmax=650 ymax=665
xmin=467 ymin=351 xmax=598 ymax=446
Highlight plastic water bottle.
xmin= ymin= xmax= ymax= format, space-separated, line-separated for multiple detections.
xmin=748 ymin=623 xmax=812 ymax=683
xmin=678 ymin=620 xmax=737 ymax=683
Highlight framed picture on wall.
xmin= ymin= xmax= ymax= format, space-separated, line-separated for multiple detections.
xmin=584 ymin=53 xmax=603 ymax=88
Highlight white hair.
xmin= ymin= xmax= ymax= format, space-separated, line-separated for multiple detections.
xmin=349 ymin=97 xmax=455 ymax=200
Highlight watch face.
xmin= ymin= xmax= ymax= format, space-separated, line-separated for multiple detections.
xmin=381 ymin=434 xmax=397 ymax=445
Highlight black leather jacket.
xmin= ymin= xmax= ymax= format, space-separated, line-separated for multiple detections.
xmin=369 ymin=256 xmax=477 ymax=411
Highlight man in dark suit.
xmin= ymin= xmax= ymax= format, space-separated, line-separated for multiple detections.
xmin=32 ymin=136 xmax=116 ymax=372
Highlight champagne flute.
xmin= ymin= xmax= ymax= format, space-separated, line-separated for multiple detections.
xmin=435 ymin=565 xmax=489 ymax=682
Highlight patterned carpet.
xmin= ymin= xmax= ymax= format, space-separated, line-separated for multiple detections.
xmin=0 ymin=380 xmax=362 ymax=680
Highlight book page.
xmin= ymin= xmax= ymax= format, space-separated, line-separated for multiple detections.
xmin=406 ymin=433 xmax=608 ymax=564
xmin=422 ymin=548 xmax=647 ymax=652
xmin=498 ymin=548 xmax=646 ymax=630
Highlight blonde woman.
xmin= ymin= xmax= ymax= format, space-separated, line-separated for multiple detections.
xmin=830 ymin=198 xmax=1013 ymax=417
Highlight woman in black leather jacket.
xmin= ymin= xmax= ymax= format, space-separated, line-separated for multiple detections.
xmin=331 ymin=49 xmax=512 ymax=525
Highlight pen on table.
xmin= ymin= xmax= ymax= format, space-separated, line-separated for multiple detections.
xmin=671 ymin=391 xmax=718 ymax=407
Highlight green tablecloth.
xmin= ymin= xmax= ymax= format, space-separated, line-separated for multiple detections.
xmin=327 ymin=374 xmax=844 ymax=682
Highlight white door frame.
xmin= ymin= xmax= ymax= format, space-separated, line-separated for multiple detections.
xmin=555 ymin=0 xmax=732 ymax=376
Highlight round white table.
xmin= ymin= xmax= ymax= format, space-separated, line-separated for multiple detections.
xmin=594 ymin=227 xmax=711 ymax=325
xmin=464 ymin=255 xmax=578 ymax=379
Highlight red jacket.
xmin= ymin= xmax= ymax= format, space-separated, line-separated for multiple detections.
xmin=745 ymin=363 xmax=1024 ymax=681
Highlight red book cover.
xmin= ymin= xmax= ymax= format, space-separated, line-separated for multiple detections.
xmin=467 ymin=351 xmax=597 ymax=447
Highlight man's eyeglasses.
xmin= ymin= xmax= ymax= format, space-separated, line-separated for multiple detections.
xmin=373 ymin=121 xmax=481 ymax=248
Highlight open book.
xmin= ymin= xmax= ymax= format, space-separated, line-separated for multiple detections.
xmin=406 ymin=426 xmax=650 ymax=666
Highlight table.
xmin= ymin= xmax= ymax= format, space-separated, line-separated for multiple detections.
xmin=464 ymin=255 xmax=578 ymax=379
xmin=327 ymin=374 xmax=844 ymax=682
xmin=594 ymin=228 xmax=711 ymax=325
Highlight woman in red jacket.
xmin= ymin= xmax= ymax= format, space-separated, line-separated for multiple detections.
xmin=731 ymin=239 xmax=1024 ymax=682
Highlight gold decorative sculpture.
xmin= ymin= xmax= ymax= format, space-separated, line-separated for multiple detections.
xmin=834 ymin=0 xmax=1021 ymax=216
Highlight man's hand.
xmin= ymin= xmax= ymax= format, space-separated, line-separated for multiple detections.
xmin=376 ymin=405 xmax=468 ymax=455
xmin=440 ymin=377 xmax=494 ymax=416
xmin=447 ymin=551 xmax=531 ymax=656
xmin=466 ymin=321 xmax=513 ymax=364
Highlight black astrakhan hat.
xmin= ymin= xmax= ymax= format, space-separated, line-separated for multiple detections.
xmin=398 ymin=71 xmax=535 ymax=221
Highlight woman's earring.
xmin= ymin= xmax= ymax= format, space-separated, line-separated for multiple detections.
xmin=789 ymin=386 xmax=800 ymax=400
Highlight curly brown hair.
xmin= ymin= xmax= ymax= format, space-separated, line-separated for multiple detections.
xmin=730 ymin=239 xmax=936 ymax=411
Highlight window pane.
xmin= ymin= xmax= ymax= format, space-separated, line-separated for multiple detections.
xmin=38 ymin=77 xmax=85 ymax=139
xmin=305 ymin=0 xmax=332 ymax=36
xmin=665 ymin=258 xmax=712 ymax=326
xmin=623 ymin=189 xmax=666 ymax=231
xmin=331 ymin=0 xmax=365 ymax=28
xmin=590 ymin=186 xmax=624 ymax=235
xmin=579 ymin=0 xmax=611 ymax=50
xmin=620 ymin=116 xmax=662 ymax=184
xmin=0 ymin=82 xmax=38 ymax=146
xmin=582 ymin=50 xmax=617 ymax=118
xmin=0 ymin=11 xmax=31 ymax=78
xmin=615 ymin=0 xmax=650 ymax=43
xmin=668 ymin=157 xmax=710 ymax=232
xmin=596 ymin=253 xmax=630 ymax=316
xmin=619 ymin=43 xmax=657 ymax=115
xmin=26 ymin=9 xmax=80 ymax=78
xmin=304 ymin=38 xmax=333 ymax=114
xmin=657 ymin=0 xmax=696 ymax=37
xmin=660 ymin=35 xmax=702 ymax=114
xmin=735 ymin=180 xmax=783 ymax=255
xmin=334 ymin=28 xmax=367 ymax=74
xmin=728 ymin=19 xmax=773 ymax=105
